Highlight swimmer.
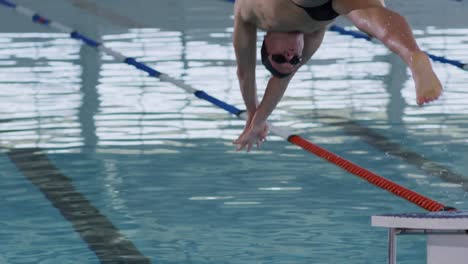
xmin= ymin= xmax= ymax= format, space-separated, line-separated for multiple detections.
xmin=232 ymin=0 xmax=443 ymax=151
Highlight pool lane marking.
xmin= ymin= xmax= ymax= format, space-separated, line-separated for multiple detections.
xmin=7 ymin=148 xmax=151 ymax=264
xmin=0 ymin=0 xmax=453 ymax=211
xmin=68 ymin=0 xmax=146 ymax=28
xmin=333 ymin=119 xmax=468 ymax=190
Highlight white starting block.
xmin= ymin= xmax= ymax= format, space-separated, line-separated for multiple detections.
xmin=372 ymin=210 xmax=468 ymax=264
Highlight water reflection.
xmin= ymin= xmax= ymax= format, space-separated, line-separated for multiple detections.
xmin=0 ymin=22 xmax=467 ymax=151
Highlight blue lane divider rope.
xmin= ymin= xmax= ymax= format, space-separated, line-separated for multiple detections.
xmin=0 ymin=0 xmax=14 ymax=8
xmin=0 ymin=0 xmax=245 ymax=118
xmin=225 ymin=0 xmax=467 ymax=71
xmin=194 ymin=91 xmax=243 ymax=116
xmin=70 ymin=31 xmax=101 ymax=47
xmin=426 ymin=52 xmax=466 ymax=70
xmin=124 ymin=57 xmax=161 ymax=78
xmin=32 ymin=14 xmax=50 ymax=25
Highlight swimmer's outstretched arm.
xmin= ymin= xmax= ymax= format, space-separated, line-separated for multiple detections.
xmin=334 ymin=0 xmax=416 ymax=66
xmin=233 ymin=12 xmax=269 ymax=151
xmin=333 ymin=0 xmax=442 ymax=105
xmin=233 ymin=29 xmax=326 ymax=151
xmin=245 ymin=29 xmax=326 ymax=129
xmin=233 ymin=12 xmax=258 ymax=114
xmin=233 ymin=73 xmax=294 ymax=151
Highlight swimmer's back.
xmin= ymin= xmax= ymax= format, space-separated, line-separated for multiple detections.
xmin=234 ymin=0 xmax=333 ymax=32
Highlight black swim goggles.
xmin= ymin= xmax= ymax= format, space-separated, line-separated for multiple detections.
xmin=261 ymin=40 xmax=301 ymax=79
xmin=270 ymin=54 xmax=302 ymax=65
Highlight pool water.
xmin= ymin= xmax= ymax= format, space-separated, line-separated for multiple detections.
xmin=1 ymin=0 xmax=468 ymax=263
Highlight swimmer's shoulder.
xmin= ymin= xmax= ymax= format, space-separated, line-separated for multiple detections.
xmin=235 ymin=0 xmax=291 ymax=26
xmin=234 ymin=0 xmax=258 ymax=23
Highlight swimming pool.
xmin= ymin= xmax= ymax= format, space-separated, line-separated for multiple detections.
xmin=1 ymin=0 xmax=468 ymax=263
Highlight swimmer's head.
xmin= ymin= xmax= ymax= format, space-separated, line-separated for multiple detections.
xmin=261 ymin=32 xmax=304 ymax=78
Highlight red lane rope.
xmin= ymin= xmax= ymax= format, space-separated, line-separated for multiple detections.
xmin=288 ymin=135 xmax=448 ymax=212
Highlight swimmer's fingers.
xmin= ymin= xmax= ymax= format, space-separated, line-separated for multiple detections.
xmin=233 ymin=138 xmax=254 ymax=152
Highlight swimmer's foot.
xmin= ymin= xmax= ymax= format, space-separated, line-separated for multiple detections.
xmin=410 ymin=51 xmax=443 ymax=106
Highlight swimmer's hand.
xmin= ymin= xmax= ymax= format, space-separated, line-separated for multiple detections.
xmin=233 ymin=115 xmax=269 ymax=152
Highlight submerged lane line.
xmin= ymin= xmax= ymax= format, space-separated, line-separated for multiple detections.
xmin=321 ymin=117 xmax=468 ymax=190
xmin=0 ymin=0 xmax=453 ymax=211
xmin=7 ymin=148 xmax=151 ymax=264
xmin=68 ymin=0 xmax=146 ymax=28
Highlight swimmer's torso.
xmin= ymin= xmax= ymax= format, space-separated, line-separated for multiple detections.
xmin=235 ymin=0 xmax=337 ymax=32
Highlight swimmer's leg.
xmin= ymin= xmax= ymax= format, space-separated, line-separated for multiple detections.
xmin=341 ymin=5 xmax=442 ymax=105
xmin=410 ymin=51 xmax=443 ymax=105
